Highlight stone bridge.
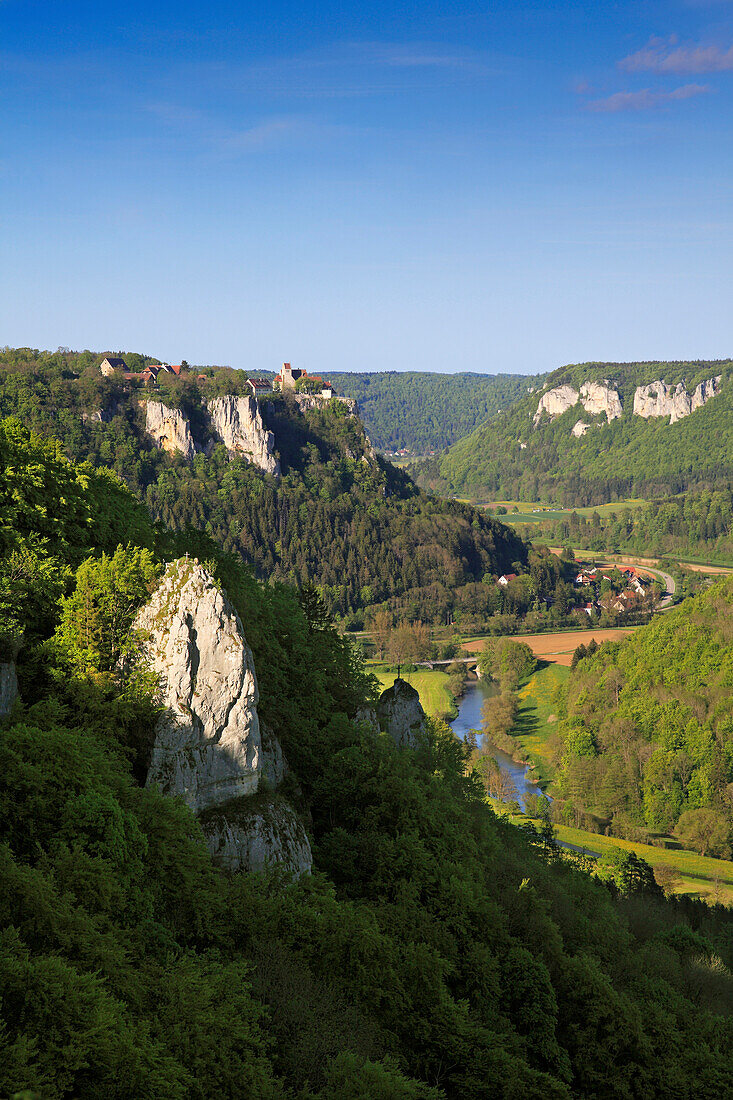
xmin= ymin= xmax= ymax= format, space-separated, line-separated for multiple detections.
xmin=416 ymin=657 xmax=482 ymax=677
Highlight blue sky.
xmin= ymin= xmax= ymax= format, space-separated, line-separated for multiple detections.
xmin=2 ymin=0 xmax=733 ymax=374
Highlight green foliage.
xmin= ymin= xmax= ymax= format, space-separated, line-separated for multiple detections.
xmin=595 ymin=847 xmax=661 ymax=897
xmin=326 ymin=371 xmax=544 ymax=454
xmin=0 ymin=358 xmax=527 ymax=624
xmin=418 ymin=359 xmax=733 ymax=504
xmin=675 ymin=808 xmax=731 ymax=859
xmin=531 ymin=485 xmax=733 ymax=564
xmin=1 ymin=360 xmax=733 ymax=1099
xmin=556 ymin=577 xmax=733 ymax=850
xmin=479 ymin=638 xmax=537 ymax=690
xmin=52 ymin=547 xmax=161 ymax=674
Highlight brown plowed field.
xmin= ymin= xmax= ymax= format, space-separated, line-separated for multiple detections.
xmin=463 ymin=628 xmax=636 ymax=666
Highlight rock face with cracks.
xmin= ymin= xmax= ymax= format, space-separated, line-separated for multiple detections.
xmin=377 ymin=678 xmax=427 ymax=749
xmin=533 ymin=382 xmax=623 ymax=427
xmin=633 ymin=376 xmax=722 ymax=423
xmin=206 ymin=396 xmax=280 ymax=477
xmin=533 ymin=385 xmax=580 ymax=426
xmin=579 ymin=381 xmax=623 ymax=422
xmin=144 ymin=401 xmax=196 ymax=460
xmin=134 ymin=558 xmax=311 ymax=875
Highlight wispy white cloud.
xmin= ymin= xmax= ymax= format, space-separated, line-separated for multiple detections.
xmin=146 ymin=102 xmax=350 ymax=155
xmin=359 ymin=42 xmax=475 ymax=68
xmin=586 ymin=83 xmax=710 ymax=112
xmin=620 ymin=35 xmax=733 ymax=74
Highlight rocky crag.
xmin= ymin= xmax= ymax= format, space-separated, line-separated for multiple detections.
xmin=144 ymin=401 xmax=197 ymax=460
xmin=376 ymin=678 xmax=427 ymax=749
xmin=133 ymin=558 xmax=311 ymax=876
xmin=533 ymin=374 xmax=722 ymax=432
xmin=633 ymin=376 xmax=722 ymax=424
xmin=206 ymin=395 xmax=280 ymax=477
xmin=142 ymin=395 xmax=281 ymax=476
xmin=533 ymin=381 xmax=623 ymax=427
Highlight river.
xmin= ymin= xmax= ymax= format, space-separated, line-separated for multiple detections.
xmin=449 ymin=679 xmax=541 ymax=810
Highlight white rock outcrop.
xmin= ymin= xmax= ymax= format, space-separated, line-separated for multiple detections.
xmin=136 ymin=559 xmax=261 ymax=813
xmin=571 ymin=420 xmax=590 ymax=438
xmin=134 ymin=558 xmax=312 ymax=875
xmin=692 ymin=375 xmax=722 ymax=412
xmin=203 ymin=799 xmax=312 ymax=876
xmin=632 ymin=376 xmax=721 ymax=424
xmin=533 ymin=385 xmax=579 ymax=425
xmin=579 ymin=381 xmax=623 ymax=422
xmin=294 ymin=393 xmax=357 ymax=415
xmin=377 ymin=678 xmax=427 ymax=749
xmin=206 ymin=396 xmax=280 ymax=477
xmin=0 ymin=662 xmax=19 ymax=718
xmin=534 ymin=381 xmax=622 ymax=427
xmin=144 ymin=401 xmax=196 ymax=459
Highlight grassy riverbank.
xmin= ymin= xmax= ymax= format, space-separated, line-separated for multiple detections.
xmin=489 ymin=801 xmax=733 ymax=904
xmin=511 ymin=662 xmax=568 ymax=789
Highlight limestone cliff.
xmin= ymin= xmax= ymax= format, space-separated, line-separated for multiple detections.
xmin=633 ymin=376 xmax=721 ymax=423
xmin=133 ymin=558 xmax=312 ymax=875
xmin=294 ymin=393 xmax=357 ymax=416
xmin=377 ymin=678 xmax=427 ymax=749
xmin=571 ymin=420 xmax=590 ymax=438
xmin=533 ymin=384 xmax=579 ymax=426
xmin=692 ymin=376 xmax=723 ymax=412
xmin=579 ymin=381 xmax=623 ymax=421
xmin=206 ymin=396 xmax=280 ymax=477
xmin=201 ymin=795 xmax=312 ymax=876
xmin=533 ymin=381 xmax=622 ymax=426
xmin=0 ymin=662 xmax=19 ymax=718
xmin=144 ymin=401 xmax=196 ymax=459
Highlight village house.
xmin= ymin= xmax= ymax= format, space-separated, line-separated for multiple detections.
xmin=497 ymin=573 xmax=518 ymax=587
xmin=247 ymin=378 xmax=272 ymax=396
xmin=100 ymin=356 xmax=127 ymax=376
xmin=102 ymin=360 xmax=189 ymax=386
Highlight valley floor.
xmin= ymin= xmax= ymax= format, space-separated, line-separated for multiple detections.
xmin=492 ymin=803 xmax=733 ymax=906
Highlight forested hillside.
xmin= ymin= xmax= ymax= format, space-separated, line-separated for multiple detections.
xmin=0 ymin=348 xmax=526 ymax=625
xmin=326 ymin=370 xmax=542 ymax=453
xmin=524 ymin=486 xmax=733 ymax=564
xmin=2 ymin=415 xmax=733 ymax=1098
xmin=555 ymin=578 xmax=733 ymax=855
xmin=415 ymin=359 xmax=733 ymax=505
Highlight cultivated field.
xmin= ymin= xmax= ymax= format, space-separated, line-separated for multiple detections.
xmin=463 ymin=627 xmax=636 ymax=666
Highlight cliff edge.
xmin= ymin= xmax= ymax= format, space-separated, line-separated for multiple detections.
xmin=133 ymin=558 xmax=311 ymax=876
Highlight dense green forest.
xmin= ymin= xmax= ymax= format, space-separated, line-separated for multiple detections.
xmin=2 ymin=415 xmax=733 ymax=1098
xmin=524 ymin=486 xmax=733 ymax=563
xmin=325 ymin=371 xmax=542 ymax=454
xmin=414 ymin=360 xmax=733 ymax=505
xmin=553 ymin=579 xmax=733 ymax=856
xmin=0 ymin=348 xmax=527 ymax=626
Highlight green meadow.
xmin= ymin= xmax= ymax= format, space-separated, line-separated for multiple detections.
xmin=511 ymin=662 xmax=569 ymax=788
xmin=372 ymin=666 xmax=457 ymax=720
xmin=476 ymin=498 xmax=648 ymax=525
xmin=490 ymin=802 xmax=733 ymax=905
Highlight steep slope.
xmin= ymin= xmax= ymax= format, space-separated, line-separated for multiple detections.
xmin=326 ymin=370 xmax=544 ymax=453
xmin=555 ymin=576 xmax=733 ymax=851
xmin=420 ymin=359 xmax=733 ymax=505
xmin=0 ymin=349 xmax=527 ymax=622
xmin=2 ymin=427 xmax=732 ymax=1099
